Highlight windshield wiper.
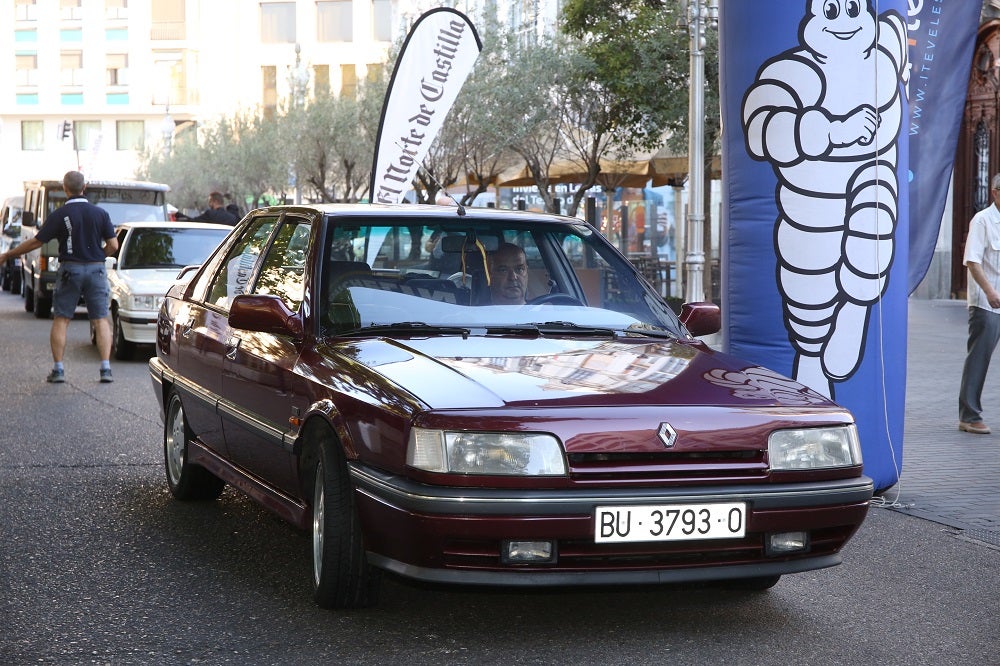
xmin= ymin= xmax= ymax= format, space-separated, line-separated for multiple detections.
xmin=341 ymin=322 xmax=472 ymax=338
xmin=485 ymin=322 xmax=617 ymax=338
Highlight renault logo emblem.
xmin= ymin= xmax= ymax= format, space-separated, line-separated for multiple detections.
xmin=657 ymin=423 xmax=677 ymax=448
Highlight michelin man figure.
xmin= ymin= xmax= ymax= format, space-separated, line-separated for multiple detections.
xmin=741 ymin=0 xmax=908 ymax=398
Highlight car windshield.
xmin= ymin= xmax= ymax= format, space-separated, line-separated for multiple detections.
xmin=320 ymin=216 xmax=684 ymax=338
xmin=121 ymin=227 xmax=230 ymax=269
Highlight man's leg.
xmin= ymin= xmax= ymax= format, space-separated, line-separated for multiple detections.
xmin=50 ymin=316 xmax=70 ymax=363
xmin=92 ymin=316 xmax=112 ymax=363
xmin=959 ymin=306 xmax=1000 ymax=423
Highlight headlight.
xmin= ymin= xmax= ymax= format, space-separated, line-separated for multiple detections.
xmin=128 ymin=294 xmax=161 ymax=311
xmin=407 ymin=428 xmax=567 ymax=476
xmin=768 ymin=425 xmax=862 ymax=470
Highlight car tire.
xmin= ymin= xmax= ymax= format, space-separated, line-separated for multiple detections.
xmin=112 ymin=309 xmax=135 ymax=360
xmin=164 ymin=393 xmax=225 ymax=501
xmin=310 ymin=433 xmax=381 ymax=609
xmin=1 ymin=265 xmax=9 ymax=292
xmin=9 ymin=267 xmax=20 ymax=295
xmin=23 ymin=282 xmax=34 ymax=312
xmin=34 ymin=292 xmax=51 ymax=319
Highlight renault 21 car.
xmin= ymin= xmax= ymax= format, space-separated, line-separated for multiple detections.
xmin=149 ymin=204 xmax=872 ymax=608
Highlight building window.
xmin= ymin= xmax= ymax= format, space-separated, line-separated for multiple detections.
xmin=366 ymin=62 xmax=383 ymax=83
xmin=74 ymin=120 xmax=102 ymax=152
xmin=60 ymin=29 xmax=83 ymax=41
xmin=61 ymin=51 xmax=84 ymax=87
xmin=318 ymin=0 xmax=352 ymax=42
xmin=16 ymin=93 xmax=39 ymax=104
xmin=261 ymin=2 xmax=295 ymax=43
xmin=262 ymin=65 xmax=277 ymax=120
xmin=151 ymin=0 xmax=185 ymax=39
xmin=105 ymin=0 xmax=128 ymax=19
xmin=16 ymin=54 xmax=38 ymax=86
xmin=21 ymin=120 xmax=44 ymax=150
xmin=15 ymin=29 xmax=37 ymax=42
xmin=372 ymin=0 xmax=391 ymax=42
xmin=340 ymin=63 xmax=357 ymax=99
xmin=314 ymin=64 xmax=330 ymax=97
xmin=152 ymin=52 xmax=187 ymax=105
xmin=60 ymin=0 xmax=83 ymax=20
xmin=15 ymin=0 xmax=38 ymax=21
xmin=116 ymin=120 xmax=144 ymax=151
xmin=107 ymin=53 xmax=128 ymax=86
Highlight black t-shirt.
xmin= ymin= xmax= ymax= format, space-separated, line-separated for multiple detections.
xmin=36 ymin=198 xmax=115 ymax=263
xmin=192 ymin=207 xmax=239 ymax=226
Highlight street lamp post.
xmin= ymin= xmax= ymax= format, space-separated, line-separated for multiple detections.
xmin=160 ymin=104 xmax=174 ymax=158
xmin=679 ymin=0 xmax=718 ymax=304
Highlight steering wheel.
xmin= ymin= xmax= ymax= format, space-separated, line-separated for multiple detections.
xmin=528 ymin=293 xmax=584 ymax=306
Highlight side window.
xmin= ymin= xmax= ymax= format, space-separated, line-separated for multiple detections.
xmin=204 ymin=216 xmax=278 ymax=310
xmin=253 ymin=217 xmax=311 ymax=310
xmin=115 ymin=228 xmax=127 ymax=260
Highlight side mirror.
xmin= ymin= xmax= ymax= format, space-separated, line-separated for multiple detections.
xmin=679 ymin=301 xmax=721 ymax=337
xmin=21 ymin=211 xmax=35 ymax=228
xmin=175 ymin=265 xmax=200 ymax=282
xmin=229 ymin=294 xmax=303 ymax=338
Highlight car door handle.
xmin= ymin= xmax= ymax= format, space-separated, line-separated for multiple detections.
xmin=225 ymin=336 xmax=241 ymax=360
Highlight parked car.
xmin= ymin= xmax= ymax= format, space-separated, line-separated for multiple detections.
xmin=105 ymin=221 xmax=232 ymax=359
xmin=0 ymin=195 xmax=24 ymax=293
xmin=20 ymin=179 xmax=171 ymax=318
xmin=149 ymin=204 xmax=873 ymax=609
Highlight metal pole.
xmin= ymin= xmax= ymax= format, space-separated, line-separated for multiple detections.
xmin=684 ymin=0 xmax=706 ymax=303
xmin=679 ymin=0 xmax=718 ymax=303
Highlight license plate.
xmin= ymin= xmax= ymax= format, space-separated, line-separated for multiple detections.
xmin=594 ymin=502 xmax=746 ymax=543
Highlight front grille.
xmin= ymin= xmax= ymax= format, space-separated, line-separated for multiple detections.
xmin=567 ymin=450 xmax=768 ymax=483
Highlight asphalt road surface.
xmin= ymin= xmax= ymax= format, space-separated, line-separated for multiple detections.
xmin=0 ymin=294 xmax=996 ymax=665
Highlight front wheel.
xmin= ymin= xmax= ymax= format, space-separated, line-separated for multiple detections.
xmin=311 ymin=436 xmax=380 ymax=608
xmin=112 ymin=310 xmax=135 ymax=360
xmin=164 ymin=393 xmax=225 ymax=500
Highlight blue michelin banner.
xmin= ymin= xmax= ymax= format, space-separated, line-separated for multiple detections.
xmin=720 ymin=0 xmax=910 ymax=491
xmin=907 ymin=2 xmax=980 ymax=292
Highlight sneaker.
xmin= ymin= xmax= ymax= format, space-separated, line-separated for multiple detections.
xmin=959 ymin=421 xmax=991 ymax=434
xmin=99 ymin=368 xmax=114 ymax=383
xmin=46 ymin=369 xmax=65 ymax=383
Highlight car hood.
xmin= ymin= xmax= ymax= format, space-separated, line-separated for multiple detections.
xmin=339 ymin=336 xmax=833 ymax=411
xmin=114 ymin=268 xmax=186 ymax=295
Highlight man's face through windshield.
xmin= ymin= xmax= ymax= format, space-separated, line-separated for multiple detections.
xmin=489 ymin=243 xmax=527 ymax=305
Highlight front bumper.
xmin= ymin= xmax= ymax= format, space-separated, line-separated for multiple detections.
xmin=351 ymin=465 xmax=873 ymax=586
xmin=119 ymin=310 xmax=158 ymax=344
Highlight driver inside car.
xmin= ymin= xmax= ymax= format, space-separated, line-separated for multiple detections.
xmin=487 ymin=242 xmax=528 ymax=305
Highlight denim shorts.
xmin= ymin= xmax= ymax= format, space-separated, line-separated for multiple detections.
xmin=53 ymin=262 xmax=109 ymax=319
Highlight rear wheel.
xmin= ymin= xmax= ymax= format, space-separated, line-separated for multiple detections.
xmin=164 ymin=393 xmax=225 ymax=500
xmin=23 ymin=282 xmax=33 ymax=312
xmin=311 ymin=434 xmax=380 ymax=608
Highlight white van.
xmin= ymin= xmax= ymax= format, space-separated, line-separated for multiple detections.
xmin=20 ymin=179 xmax=170 ymax=318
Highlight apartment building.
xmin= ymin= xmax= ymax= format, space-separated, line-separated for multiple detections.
xmin=0 ymin=0 xmax=411 ymax=197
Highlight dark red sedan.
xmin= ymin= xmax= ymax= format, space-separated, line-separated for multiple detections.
xmin=149 ymin=203 xmax=872 ymax=608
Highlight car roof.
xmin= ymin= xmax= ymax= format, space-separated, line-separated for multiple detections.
xmin=24 ymin=179 xmax=170 ymax=192
xmin=252 ymin=203 xmax=582 ymax=226
xmin=2 ymin=196 xmax=24 ymax=208
xmin=115 ymin=220 xmax=233 ymax=231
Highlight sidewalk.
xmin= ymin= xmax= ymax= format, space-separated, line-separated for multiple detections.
xmin=883 ymin=298 xmax=1000 ymax=545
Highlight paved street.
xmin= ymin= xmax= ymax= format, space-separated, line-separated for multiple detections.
xmin=0 ymin=292 xmax=996 ymax=665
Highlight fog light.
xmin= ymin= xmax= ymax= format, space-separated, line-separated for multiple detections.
xmin=502 ymin=540 xmax=556 ymax=564
xmin=766 ymin=531 xmax=809 ymax=555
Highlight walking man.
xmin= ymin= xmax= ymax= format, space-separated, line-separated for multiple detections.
xmin=0 ymin=171 xmax=119 ymax=383
xmin=958 ymin=173 xmax=1000 ymax=434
